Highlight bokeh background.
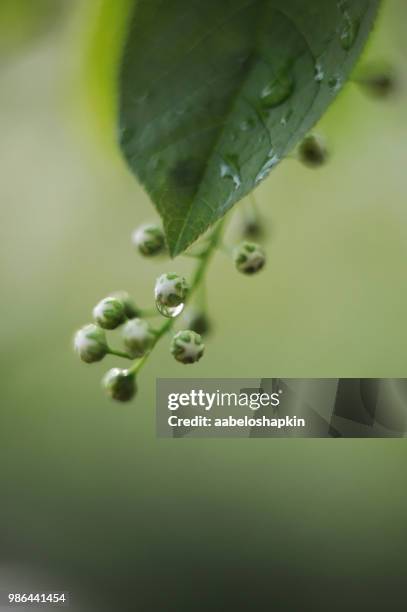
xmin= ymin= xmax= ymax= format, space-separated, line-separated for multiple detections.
xmin=1 ymin=1 xmax=407 ymax=609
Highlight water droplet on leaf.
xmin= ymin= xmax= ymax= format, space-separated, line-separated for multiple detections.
xmin=255 ymin=149 xmax=280 ymax=184
xmin=340 ymin=18 xmax=359 ymax=50
xmin=260 ymin=73 xmax=294 ymax=110
xmin=280 ymin=109 xmax=293 ymax=127
xmin=220 ymin=154 xmax=241 ymax=190
xmin=240 ymin=117 xmax=256 ymax=131
xmin=337 ymin=2 xmax=359 ymax=50
xmin=314 ymin=63 xmax=324 ymax=83
xmin=328 ymin=76 xmax=342 ymax=92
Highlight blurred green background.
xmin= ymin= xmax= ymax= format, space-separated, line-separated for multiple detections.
xmin=1 ymin=1 xmax=407 ymax=609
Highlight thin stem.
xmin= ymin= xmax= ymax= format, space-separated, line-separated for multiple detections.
xmin=189 ymin=219 xmax=224 ymax=290
xmin=129 ymin=317 xmax=173 ymax=376
xmin=128 ymin=218 xmax=226 ymax=377
xmin=108 ymin=348 xmax=133 ymax=360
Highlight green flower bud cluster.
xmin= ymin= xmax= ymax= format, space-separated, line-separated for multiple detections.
xmin=74 ymin=264 xmax=205 ymax=404
xmin=75 ymin=218 xmax=252 ymax=406
xmin=74 ymin=290 xmax=146 ymax=403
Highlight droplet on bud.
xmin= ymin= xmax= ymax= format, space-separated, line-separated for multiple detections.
xmin=154 ymin=273 xmax=188 ymax=319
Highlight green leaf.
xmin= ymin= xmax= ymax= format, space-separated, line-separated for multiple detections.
xmin=119 ymin=0 xmax=380 ymax=256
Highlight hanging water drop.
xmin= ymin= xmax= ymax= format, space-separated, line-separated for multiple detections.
xmin=155 ymin=274 xmax=188 ymax=319
xmin=156 ymin=302 xmax=185 ymax=318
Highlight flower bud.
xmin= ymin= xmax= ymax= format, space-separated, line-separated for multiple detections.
xmin=234 ymin=242 xmax=266 ymax=275
xmin=170 ymin=330 xmax=205 ymax=364
xmin=110 ymin=290 xmax=140 ymax=319
xmin=298 ymin=134 xmax=328 ymax=168
xmin=241 ymin=218 xmax=264 ymax=240
xmin=122 ymin=318 xmax=154 ymax=358
xmin=183 ymin=309 xmax=211 ymax=336
xmin=102 ymin=368 xmax=136 ymax=402
xmin=356 ymin=62 xmax=397 ymax=99
xmin=132 ymin=223 xmax=165 ymax=256
xmin=155 ymin=273 xmax=188 ymax=318
xmin=360 ymin=73 xmax=396 ymax=98
xmin=74 ymin=324 xmax=108 ymax=363
xmin=93 ymin=296 xmax=126 ymax=329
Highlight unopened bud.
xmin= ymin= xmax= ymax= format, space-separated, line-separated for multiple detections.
xmin=298 ymin=134 xmax=328 ymax=168
xmin=170 ymin=330 xmax=205 ymax=364
xmin=132 ymin=223 xmax=165 ymax=256
xmin=122 ymin=318 xmax=154 ymax=358
xmin=93 ymin=296 xmax=126 ymax=329
xmin=183 ymin=309 xmax=211 ymax=336
xmin=102 ymin=368 xmax=136 ymax=402
xmin=74 ymin=324 xmax=108 ymax=363
xmin=234 ymin=242 xmax=266 ymax=275
xmin=110 ymin=291 xmax=140 ymax=319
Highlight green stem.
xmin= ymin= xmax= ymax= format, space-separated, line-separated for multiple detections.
xmin=108 ymin=348 xmax=133 ymax=360
xmin=128 ymin=218 xmax=225 ymax=377
xmin=189 ymin=219 xmax=224 ymax=290
xmin=129 ymin=317 xmax=173 ymax=375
